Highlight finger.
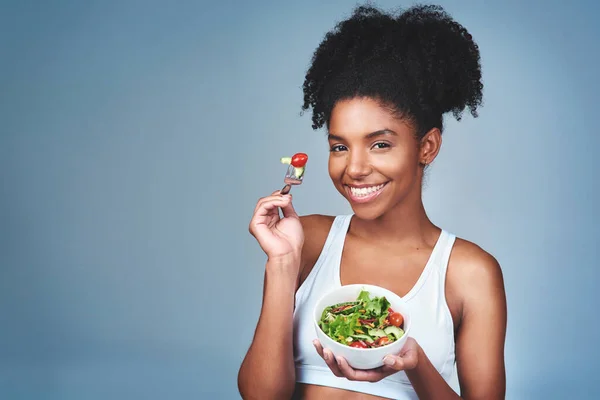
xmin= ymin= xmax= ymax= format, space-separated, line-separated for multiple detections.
xmin=323 ymin=349 xmax=345 ymax=377
xmin=312 ymin=341 xmax=335 ymax=373
xmin=253 ymin=192 xmax=292 ymax=214
xmin=250 ymin=200 xmax=281 ymax=233
xmin=382 ymin=355 xmax=407 ymax=371
xmin=336 ymin=357 xmax=389 ymax=382
xmin=265 ymin=189 xmax=290 ymax=200
xmin=382 ymin=339 xmax=419 ymax=371
xmin=312 ymin=341 xmax=339 ymax=376
xmin=249 ymin=197 xmax=289 ymax=235
xmin=312 ymin=340 xmax=324 ymax=358
xmin=313 ymin=344 xmax=344 ymax=378
xmin=253 ymin=193 xmax=285 ymax=214
xmin=253 ymin=196 xmax=291 ymax=217
xmin=335 ymin=356 xmax=365 ymax=381
xmin=334 ymin=356 xmax=357 ymax=380
xmin=280 ymin=195 xmax=298 ymax=219
xmin=401 ymin=348 xmax=419 ymax=370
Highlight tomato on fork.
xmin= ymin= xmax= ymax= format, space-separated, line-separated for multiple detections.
xmin=291 ymin=153 xmax=308 ymax=168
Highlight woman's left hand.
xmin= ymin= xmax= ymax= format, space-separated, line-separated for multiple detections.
xmin=313 ymin=337 xmax=420 ymax=382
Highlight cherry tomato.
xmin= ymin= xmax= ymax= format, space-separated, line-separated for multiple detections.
xmin=349 ymin=340 xmax=368 ymax=348
xmin=291 ymin=153 xmax=308 ymax=168
xmin=389 ymin=312 xmax=404 ymax=327
xmin=377 ymin=337 xmax=391 ymax=346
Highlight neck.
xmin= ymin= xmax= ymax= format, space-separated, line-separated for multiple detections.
xmin=349 ymin=190 xmax=439 ymax=247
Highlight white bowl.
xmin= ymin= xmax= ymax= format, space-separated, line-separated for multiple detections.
xmin=313 ymin=284 xmax=411 ymax=370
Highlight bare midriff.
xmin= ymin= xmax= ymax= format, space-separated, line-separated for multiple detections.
xmin=293 ymin=383 xmax=391 ymax=400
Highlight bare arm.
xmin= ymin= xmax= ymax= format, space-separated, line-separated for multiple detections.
xmin=237 ymin=193 xmax=303 ymax=400
xmin=237 ymin=204 xmax=330 ymax=399
xmin=238 ymin=256 xmax=300 ymax=400
xmin=407 ymin=250 xmax=507 ymax=399
xmin=454 ymin=251 xmax=507 ymax=399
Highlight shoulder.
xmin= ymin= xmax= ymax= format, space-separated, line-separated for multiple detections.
xmin=450 ymin=237 xmax=504 ymax=286
xmin=299 ymin=214 xmax=336 ymax=262
xmin=448 ymin=237 xmax=506 ymax=317
xmin=298 ymin=214 xmax=336 ymax=284
xmin=299 ymin=214 xmax=336 ymax=233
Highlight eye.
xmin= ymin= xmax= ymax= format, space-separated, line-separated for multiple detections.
xmin=372 ymin=142 xmax=391 ymax=150
xmin=330 ymin=144 xmax=348 ymax=152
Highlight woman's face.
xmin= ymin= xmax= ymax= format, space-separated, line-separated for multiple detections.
xmin=327 ymin=97 xmax=429 ymax=220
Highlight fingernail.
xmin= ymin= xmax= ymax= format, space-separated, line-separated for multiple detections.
xmin=336 ymin=357 xmax=342 ymax=366
xmin=383 ymin=356 xmax=395 ymax=366
xmin=312 ymin=340 xmax=318 ymax=347
xmin=324 ymin=351 xmax=329 ymax=361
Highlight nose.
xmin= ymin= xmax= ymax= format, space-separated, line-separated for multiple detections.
xmin=345 ymin=149 xmax=372 ymax=179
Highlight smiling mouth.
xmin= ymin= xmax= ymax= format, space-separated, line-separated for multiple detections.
xmin=345 ymin=183 xmax=388 ymax=203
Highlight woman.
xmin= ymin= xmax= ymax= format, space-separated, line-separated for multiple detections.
xmin=238 ymin=4 xmax=507 ymax=400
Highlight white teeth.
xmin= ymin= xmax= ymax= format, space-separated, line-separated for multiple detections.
xmin=349 ymin=184 xmax=385 ymax=197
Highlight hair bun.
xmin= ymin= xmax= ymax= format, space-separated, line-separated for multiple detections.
xmin=302 ymin=4 xmax=484 ymax=135
xmin=396 ymin=5 xmax=483 ymax=120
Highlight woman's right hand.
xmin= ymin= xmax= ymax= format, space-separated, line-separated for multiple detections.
xmin=249 ymin=191 xmax=304 ymax=266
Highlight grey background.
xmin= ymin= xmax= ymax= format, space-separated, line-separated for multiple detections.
xmin=1 ymin=0 xmax=598 ymax=399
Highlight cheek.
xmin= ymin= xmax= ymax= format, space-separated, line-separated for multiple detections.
xmin=328 ymin=155 xmax=344 ymax=179
xmin=373 ymin=154 xmax=415 ymax=178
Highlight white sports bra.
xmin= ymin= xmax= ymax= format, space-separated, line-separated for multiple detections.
xmin=292 ymin=215 xmax=460 ymax=399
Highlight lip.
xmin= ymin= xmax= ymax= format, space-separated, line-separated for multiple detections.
xmin=345 ymin=183 xmax=387 ymax=189
xmin=345 ymin=182 xmax=388 ymax=204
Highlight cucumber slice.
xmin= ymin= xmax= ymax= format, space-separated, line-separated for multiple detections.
xmin=294 ymin=166 xmax=305 ymax=178
xmin=368 ymin=329 xmax=387 ymax=338
xmin=280 ymin=157 xmax=292 ymax=164
xmin=383 ymin=326 xmax=405 ymax=340
xmin=352 ymin=334 xmax=374 ymax=343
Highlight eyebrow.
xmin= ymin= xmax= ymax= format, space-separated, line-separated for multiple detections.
xmin=327 ymin=129 xmax=398 ymax=141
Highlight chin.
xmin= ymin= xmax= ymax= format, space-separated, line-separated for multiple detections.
xmin=336 ymin=183 xmax=392 ymax=221
xmin=348 ymin=204 xmax=387 ymax=221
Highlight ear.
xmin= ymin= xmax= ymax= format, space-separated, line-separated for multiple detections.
xmin=418 ymin=128 xmax=442 ymax=166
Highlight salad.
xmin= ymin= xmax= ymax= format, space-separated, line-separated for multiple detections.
xmin=318 ymin=290 xmax=405 ymax=349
